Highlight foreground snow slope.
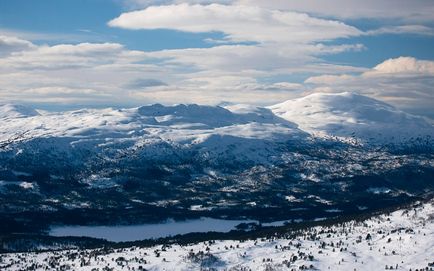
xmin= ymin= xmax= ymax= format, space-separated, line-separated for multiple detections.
xmin=2 ymin=200 xmax=433 ymax=270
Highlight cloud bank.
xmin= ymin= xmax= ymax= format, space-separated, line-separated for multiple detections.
xmin=0 ymin=1 xmax=433 ymax=119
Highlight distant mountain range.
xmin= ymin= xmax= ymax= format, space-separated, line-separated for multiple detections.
xmin=0 ymin=92 xmax=433 ymax=235
xmin=1 ymin=92 xmax=432 ymax=148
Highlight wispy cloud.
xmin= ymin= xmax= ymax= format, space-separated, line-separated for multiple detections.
xmin=365 ymin=25 xmax=434 ymax=36
xmin=235 ymin=0 xmax=434 ymax=22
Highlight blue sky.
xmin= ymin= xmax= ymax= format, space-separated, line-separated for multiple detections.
xmin=0 ymin=0 xmax=433 ymax=118
xmin=0 ymin=0 xmax=238 ymax=50
xmin=2 ymin=0 xmax=434 ymax=62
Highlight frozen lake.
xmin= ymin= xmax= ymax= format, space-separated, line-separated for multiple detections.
xmin=50 ymin=218 xmax=256 ymax=242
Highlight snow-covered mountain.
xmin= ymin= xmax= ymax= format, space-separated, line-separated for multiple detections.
xmin=0 ymin=101 xmax=303 ymax=147
xmin=0 ymin=104 xmax=40 ymax=119
xmin=0 ymin=92 xmax=432 ymax=149
xmin=0 ymin=92 xmax=433 ymax=236
xmin=269 ymin=92 xmax=433 ymax=142
xmin=1 ymin=92 xmax=432 ymax=184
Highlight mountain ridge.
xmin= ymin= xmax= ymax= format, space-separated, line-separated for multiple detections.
xmin=269 ymin=92 xmax=433 ymax=142
xmin=1 ymin=92 xmax=432 ymax=146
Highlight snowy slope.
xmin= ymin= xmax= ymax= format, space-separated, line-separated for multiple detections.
xmin=0 ymin=104 xmax=39 ymax=119
xmin=0 ymin=103 xmax=303 ymax=144
xmin=1 ymin=92 xmax=432 ymax=151
xmin=0 ymin=102 xmax=308 ymax=167
xmin=0 ymin=92 xmax=432 ymax=195
xmin=0 ymin=92 xmax=433 ymax=195
xmin=2 ymin=199 xmax=433 ymax=270
xmin=0 ymin=92 xmax=432 ymax=189
xmin=269 ymin=92 xmax=433 ymax=143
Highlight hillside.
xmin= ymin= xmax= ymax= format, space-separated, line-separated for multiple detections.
xmin=2 ymin=199 xmax=433 ymax=270
xmin=269 ymin=92 xmax=433 ymax=143
xmin=0 ymin=93 xmax=433 ymax=242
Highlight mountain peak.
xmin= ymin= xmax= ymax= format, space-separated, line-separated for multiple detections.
xmin=269 ymin=92 xmax=432 ymax=141
xmin=0 ymin=104 xmax=40 ymax=119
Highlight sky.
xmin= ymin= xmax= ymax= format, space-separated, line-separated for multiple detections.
xmin=0 ymin=0 xmax=433 ymax=118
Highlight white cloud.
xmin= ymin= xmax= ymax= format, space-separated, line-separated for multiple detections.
xmin=271 ymin=82 xmax=303 ymax=90
xmin=304 ymin=74 xmax=355 ymax=85
xmin=112 ymin=2 xmax=434 ymax=114
xmin=116 ymin=1 xmax=434 ymax=37
xmin=0 ymin=32 xmax=369 ymax=108
xmin=365 ymin=57 xmax=434 ymax=76
xmin=0 ymin=27 xmax=109 ymax=44
xmin=306 ymin=57 xmax=434 ymax=83
xmin=109 ymin=3 xmax=361 ymax=44
xmin=0 ymin=35 xmax=36 ymax=56
xmin=102 ymin=3 xmax=429 ymax=113
xmin=0 ymin=36 xmax=171 ymax=105
xmin=0 ymin=42 xmax=145 ymax=70
xmin=131 ymin=85 xmax=304 ymax=105
xmin=109 ymin=3 xmax=366 ymax=88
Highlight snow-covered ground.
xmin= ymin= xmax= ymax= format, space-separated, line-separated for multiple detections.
xmin=2 ymin=200 xmax=433 ymax=271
